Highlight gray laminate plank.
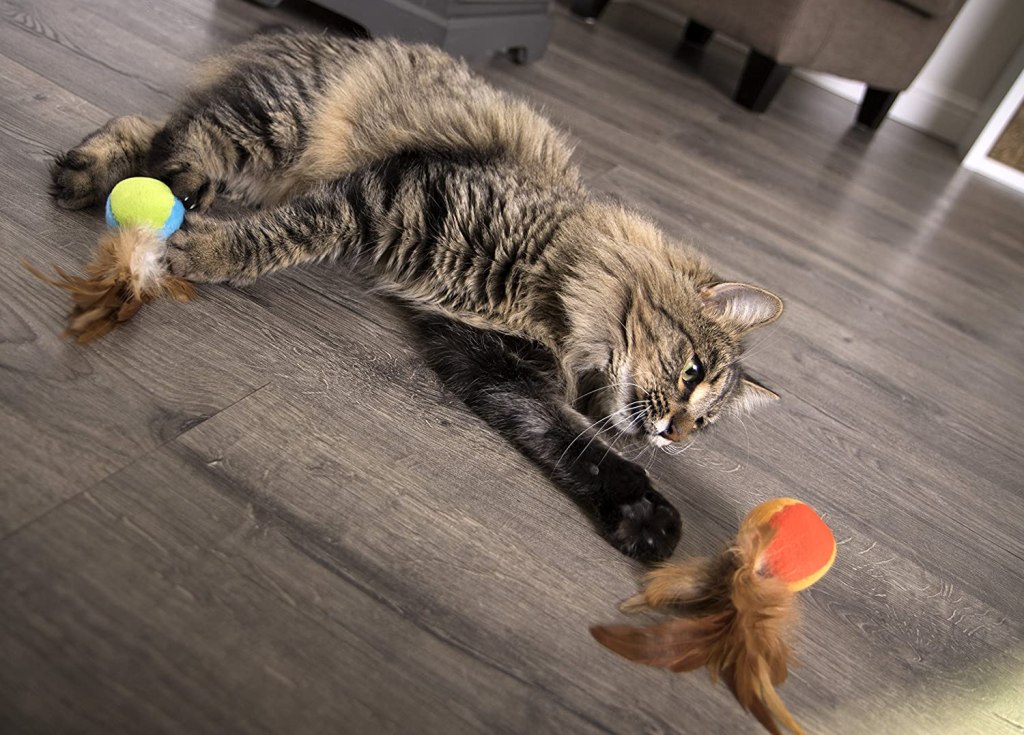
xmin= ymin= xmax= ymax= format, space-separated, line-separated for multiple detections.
xmin=0 ymin=445 xmax=630 ymax=735
xmin=1 ymin=0 xmax=1022 ymax=733
xmin=0 ymin=58 xmax=276 ymax=535
xmin=138 ymin=249 xmax=1024 ymax=732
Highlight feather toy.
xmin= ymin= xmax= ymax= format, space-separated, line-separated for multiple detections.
xmin=24 ymin=177 xmax=192 ymax=342
xmin=591 ymin=498 xmax=836 ymax=735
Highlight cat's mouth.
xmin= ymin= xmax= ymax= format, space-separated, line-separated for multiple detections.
xmin=612 ymin=410 xmax=673 ymax=447
xmin=648 ymin=414 xmax=702 ymax=447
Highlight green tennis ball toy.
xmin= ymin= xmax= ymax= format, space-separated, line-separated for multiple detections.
xmin=24 ymin=176 xmax=194 ymax=343
xmin=105 ymin=177 xmax=185 ymax=238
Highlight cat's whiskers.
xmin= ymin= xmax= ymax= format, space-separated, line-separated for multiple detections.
xmin=598 ymin=405 xmax=648 ymax=465
xmin=554 ymin=415 xmax=618 ymax=470
xmin=735 ymin=411 xmax=753 ymax=467
xmin=553 ymin=400 xmax=645 ymax=470
xmin=609 ymin=398 xmax=652 ymax=436
xmin=630 ymin=441 xmax=653 ymax=464
xmin=570 ymin=401 xmax=648 ymax=466
xmin=662 ymin=438 xmax=695 ymax=457
xmin=644 ymin=445 xmax=658 ymax=471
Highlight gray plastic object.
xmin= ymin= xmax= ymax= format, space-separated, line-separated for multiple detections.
xmin=250 ymin=0 xmax=551 ymax=63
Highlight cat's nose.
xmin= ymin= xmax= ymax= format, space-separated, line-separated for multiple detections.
xmin=659 ymin=414 xmax=695 ymax=442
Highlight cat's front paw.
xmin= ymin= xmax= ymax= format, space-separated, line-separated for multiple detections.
xmin=155 ymin=161 xmax=216 ymax=212
xmin=602 ymin=491 xmax=681 ymax=563
xmin=164 ymin=216 xmax=235 ymax=283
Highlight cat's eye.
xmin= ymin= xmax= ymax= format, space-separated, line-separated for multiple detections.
xmin=682 ymin=356 xmax=704 ymax=384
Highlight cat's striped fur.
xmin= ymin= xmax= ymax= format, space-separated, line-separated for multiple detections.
xmin=51 ymin=31 xmax=783 ymax=562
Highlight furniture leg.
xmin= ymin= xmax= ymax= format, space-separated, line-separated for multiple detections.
xmin=735 ymin=50 xmax=791 ymax=113
xmin=675 ymin=20 xmax=714 ymax=63
xmin=570 ymin=0 xmax=612 ymax=22
xmin=857 ymin=87 xmax=899 ymax=130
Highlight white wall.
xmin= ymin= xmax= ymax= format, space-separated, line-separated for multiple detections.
xmin=802 ymin=0 xmax=1024 ymax=144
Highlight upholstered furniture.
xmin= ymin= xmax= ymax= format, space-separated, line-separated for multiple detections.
xmin=571 ymin=0 xmax=966 ymax=128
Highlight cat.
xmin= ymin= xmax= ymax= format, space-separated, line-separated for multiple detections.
xmin=50 ymin=30 xmax=783 ymax=562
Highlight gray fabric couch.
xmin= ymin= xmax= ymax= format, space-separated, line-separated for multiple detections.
xmin=572 ymin=0 xmax=966 ymax=128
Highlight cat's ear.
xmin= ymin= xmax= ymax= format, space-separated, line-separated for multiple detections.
xmin=733 ymin=376 xmax=779 ymax=414
xmin=700 ymin=283 xmax=783 ymax=333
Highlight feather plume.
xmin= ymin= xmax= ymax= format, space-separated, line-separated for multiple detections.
xmin=591 ymin=524 xmax=805 ymax=735
xmin=23 ymin=227 xmax=193 ymax=343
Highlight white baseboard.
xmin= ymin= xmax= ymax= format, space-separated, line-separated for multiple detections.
xmin=963 ymin=156 xmax=1024 ymax=192
xmin=799 ymin=71 xmax=978 ymax=143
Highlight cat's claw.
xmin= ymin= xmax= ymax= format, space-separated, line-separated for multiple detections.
xmin=604 ymin=491 xmax=681 ymax=563
xmin=154 ymin=162 xmax=216 ymax=212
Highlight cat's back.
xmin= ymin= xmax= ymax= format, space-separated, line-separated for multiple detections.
xmin=198 ymin=31 xmax=579 ymax=187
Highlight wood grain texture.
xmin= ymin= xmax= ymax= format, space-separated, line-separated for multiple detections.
xmin=1 ymin=0 xmax=1022 ymax=733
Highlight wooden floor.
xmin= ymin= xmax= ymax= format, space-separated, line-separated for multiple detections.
xmin=2 ymin=0 xmax=1023 ymax=732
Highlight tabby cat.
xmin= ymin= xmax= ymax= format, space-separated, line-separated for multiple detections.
xmin=50 ymin=30 xmax=783 ymax=562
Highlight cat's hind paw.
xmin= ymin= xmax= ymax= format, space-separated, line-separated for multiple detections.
xmin=50 ymin=116 xmax=160 ymax=210
xmin=50 ymin=148 xmax=103 ymax=210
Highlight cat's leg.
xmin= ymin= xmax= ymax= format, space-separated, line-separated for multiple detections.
xmin=162 ymin=182 xmax=362 ymax=284
xmin=413 ymin=314 xmax=682 ymax=563
xmin=50 ymin=115 xmax=161 ymax=209
xmin=143 ymin=112 xmax=239 ymax=212
xmin=162 ymin=173 xmax=682 ymax=560
xmin=49 ymin=111 xmax=234 ymax=212
xmin=52 ymin=70 xmax=315 ymax=213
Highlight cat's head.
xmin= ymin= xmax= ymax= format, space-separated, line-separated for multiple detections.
xmin=559 ymin=203 xmax=783 ymax=447
xmin=608 ymin=281 xmax=783 ymax=446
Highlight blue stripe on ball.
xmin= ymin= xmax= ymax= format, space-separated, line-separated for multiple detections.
xmin=105 ymin=196 xmax=117 ymax=229
xmin=159 ymin=197 xmax=186 ymax=239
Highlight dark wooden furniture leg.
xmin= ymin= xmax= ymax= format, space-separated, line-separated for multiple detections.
xmin=675 ymin=20 xmax=714 ymax=63
xmin=570 ymin=0 xmax=612 ymax=22
xmin=735 ymin=50 xmax=791 ymax=113
xmin=857 ymin=87 xmax=899 ymax=130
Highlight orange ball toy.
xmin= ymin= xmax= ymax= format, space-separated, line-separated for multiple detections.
xmin=592 ymin=498 xmax=837 ymax=735
xmin=742 ymin=497 xmax=836 ymax=591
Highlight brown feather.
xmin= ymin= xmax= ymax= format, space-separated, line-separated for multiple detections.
xmin=621 ymin=553 xmax=733 ymax=614
xmin=22 ymin=226 xmax=194 ymax=343
xmin=592 ymin=523 xmax=806 ymax=735
xmin=591 ymin=612 xmax=731 ymax=672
